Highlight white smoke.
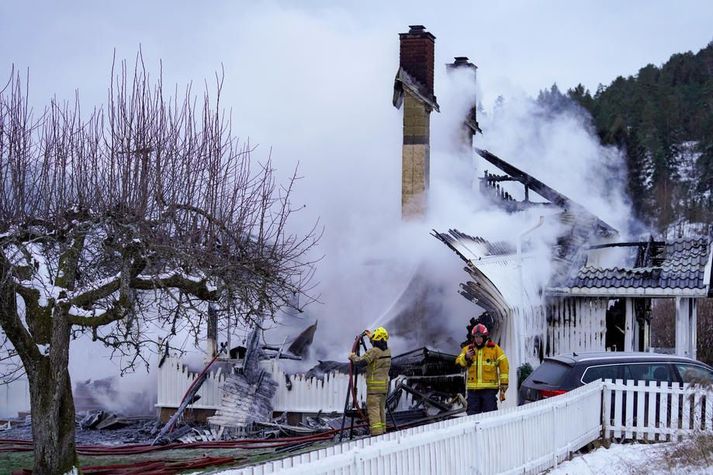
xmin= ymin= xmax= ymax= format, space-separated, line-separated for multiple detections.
xmin=1 ymin=2 xmax=655 ymax=399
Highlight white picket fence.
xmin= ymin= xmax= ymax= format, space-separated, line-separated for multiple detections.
xmin=267 ymin=360 xmax=369 ymax=413
xmin=156 ymin=357 xmax=226 ymax=410
xmin=603 ymin=379 xmax=713 ymax=441
xmin=157 ymin=358 xmax=376 ymax=413
xmin=221 ymin=380 xmax=713 ymax=475
xmin=223 ymin=382 xmax=603 ymax=475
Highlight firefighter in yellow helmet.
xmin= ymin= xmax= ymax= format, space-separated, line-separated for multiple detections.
xmin=456 ymin=323 xmax=509 ymax=415
xmin=348 ymin=326 xmax=391 ymax=436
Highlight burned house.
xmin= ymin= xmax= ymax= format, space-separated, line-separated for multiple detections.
xmin=389 ymin=25 xmax=713 ymax=404
xmin=151 ymin=24 xmax=713 ymax=429
xmin=433 ymin=149 xmax=713 ymax=377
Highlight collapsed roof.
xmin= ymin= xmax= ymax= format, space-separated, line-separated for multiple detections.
xmin=434 ymin=149 xmax=713 ymax=307
xmin=476 ymin=148 xmax=617 ymax=241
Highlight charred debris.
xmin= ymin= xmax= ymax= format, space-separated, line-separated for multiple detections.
xmin=0 ymin=325 xmax=468 ymax=448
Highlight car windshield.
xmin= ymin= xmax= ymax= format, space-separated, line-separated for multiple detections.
xmin=529 ymin=360 xmax=571 ymax=386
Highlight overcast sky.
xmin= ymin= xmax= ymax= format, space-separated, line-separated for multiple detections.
xmin=2 ymin=0 xmax=712 ymax=357
xmin=3 ymin=1 xmax=712 ymax=104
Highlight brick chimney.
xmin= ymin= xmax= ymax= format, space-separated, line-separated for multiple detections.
xmin=399 ymin=25 xmax=435 ymax=96
xmin=446 ymin=56 xmax=479 ymax=150
xmin=395 ymin=25 xmax=438 ymax=219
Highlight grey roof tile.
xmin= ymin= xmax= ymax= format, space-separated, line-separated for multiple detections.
xmin=566 ymin=237 xmax=710 ymax=290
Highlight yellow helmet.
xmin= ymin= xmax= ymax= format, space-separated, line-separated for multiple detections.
xmin=371 ymin=327 xmax=389 ymax=341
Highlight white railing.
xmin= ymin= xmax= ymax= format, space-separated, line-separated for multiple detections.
xmin=225 ymin=382 xmax=604 ymax=475
xmin=603 ymin=379 xmax=713 ymax=442
xmin=220 ymin=380 xmax=713 ymax=475
xmin=477 ymin=381 xmax=602 ymax=474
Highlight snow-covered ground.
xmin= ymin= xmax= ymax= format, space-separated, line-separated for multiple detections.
xmin=545 ymin=441 xmax=713 ymax=474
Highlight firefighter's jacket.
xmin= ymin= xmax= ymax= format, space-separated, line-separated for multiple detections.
xmin=350 ymin=347 xmax=392 ymax=394
xmin=455 ymin=340 xmax=509 ymax=390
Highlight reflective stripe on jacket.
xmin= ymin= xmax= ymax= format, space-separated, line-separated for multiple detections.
xmin=455 ymin=341 xmax=509 ymax=390
xmin=352 ymin=347 xmax=391 ymax=394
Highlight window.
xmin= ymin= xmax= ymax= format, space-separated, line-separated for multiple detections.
xmin=581 ymin=365 xmax=621 ymax=384
xmin=623 ymin=363 xmax=671 ymax=383
xmin=530 ymin=361 xmax=572 ymax=386
xmin=674 ymin=364 xmax=713 ymax=385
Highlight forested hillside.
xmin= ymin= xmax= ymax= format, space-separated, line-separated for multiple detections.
xmin=547 ymin=42 xmax=713 ymax=232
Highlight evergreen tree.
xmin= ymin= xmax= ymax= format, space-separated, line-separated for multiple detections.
xmin=567 ymin=42 xmax=713 ymax=231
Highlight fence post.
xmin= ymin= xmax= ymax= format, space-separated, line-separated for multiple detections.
xmin=353 ymin=448 xmax=364 ymax=475
xmin=552 ymin=404 xmax=558 ymax=468
xmin=472 ymin=421 xmax=483 ymax=475
xmin=601 ymin=381 xmax=609 ymax=441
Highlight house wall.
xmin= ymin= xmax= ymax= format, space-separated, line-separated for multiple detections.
xmin=495 ymin=297 xmax=606 ymax=404
xmin=544 ymin=297 xmax=608 ymax=356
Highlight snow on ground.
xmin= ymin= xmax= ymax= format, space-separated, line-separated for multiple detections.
xmin=545 ymin=441 xmax=713 ymax=475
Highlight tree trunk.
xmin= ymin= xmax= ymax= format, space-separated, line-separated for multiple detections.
xmin=26 ymin=312 xmax=79 ymax=475
xmin=27 ymin=358 xmax=78 ymax=474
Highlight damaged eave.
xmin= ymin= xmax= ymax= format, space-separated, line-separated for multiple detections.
xmin=464 ymin=117 xmax=482 ymax=134
xmin=546 ymin=286 xmax=709 ymax=298
xmin=393 ymin=67 xmax=440 ymax=112
xmin=431 ymin=229 xmax=513 ymax=315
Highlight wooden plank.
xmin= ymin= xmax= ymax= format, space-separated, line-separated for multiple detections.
xmin=623 ymin=379 xmax=634 ymax=439
xmin=671 ymin=384 xmax=681 ymax=441
xmin=603 ymin=381 xmax=612 ymax=439
xmin=646 ymin=382 xmax=657 ymax=440
xmin=634 ymin=380 xmax=645 ymax=440
xmin=613 ymin=379 xmax=624 ymax=439
xmin=692 ymin=391 xmax=703 ymax=432
xmin=657 ymin=384 xmax=669 ymax=442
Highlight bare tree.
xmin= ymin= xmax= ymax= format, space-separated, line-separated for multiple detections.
xmin=0 ymin=55 xmax=320 ymax=474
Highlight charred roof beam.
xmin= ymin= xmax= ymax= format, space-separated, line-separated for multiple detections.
xmin=475 ymin=148 xmax=617 ymax=237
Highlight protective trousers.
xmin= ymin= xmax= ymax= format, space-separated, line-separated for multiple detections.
xmin=366 ymin=393 xmax=386 ymax=435
xmin=466 ymin=388 xmax=498 ymax=415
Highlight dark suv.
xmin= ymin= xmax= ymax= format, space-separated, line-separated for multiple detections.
xmin=519 ymin=352 xmax=713 ymax=404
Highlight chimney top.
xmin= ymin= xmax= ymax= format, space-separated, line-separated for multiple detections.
xmin=399 ymin=25 xmax=436 ymax=94
xmin=400 ymin=25 xmax=436 ymax=40
xmin=448 ymin=56 xmax=478 ymax=70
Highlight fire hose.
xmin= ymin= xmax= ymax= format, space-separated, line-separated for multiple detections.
xmin=0 ymin=429 xmax=344 ymax=455
xmin=338 ymin=332 xmax=369 ymax=441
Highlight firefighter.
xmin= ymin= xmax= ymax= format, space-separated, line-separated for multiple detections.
xmin=455 ymin=323 xmax=509 ymax=415
xmin=348 ymin=326 xmax=391 ymax=436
